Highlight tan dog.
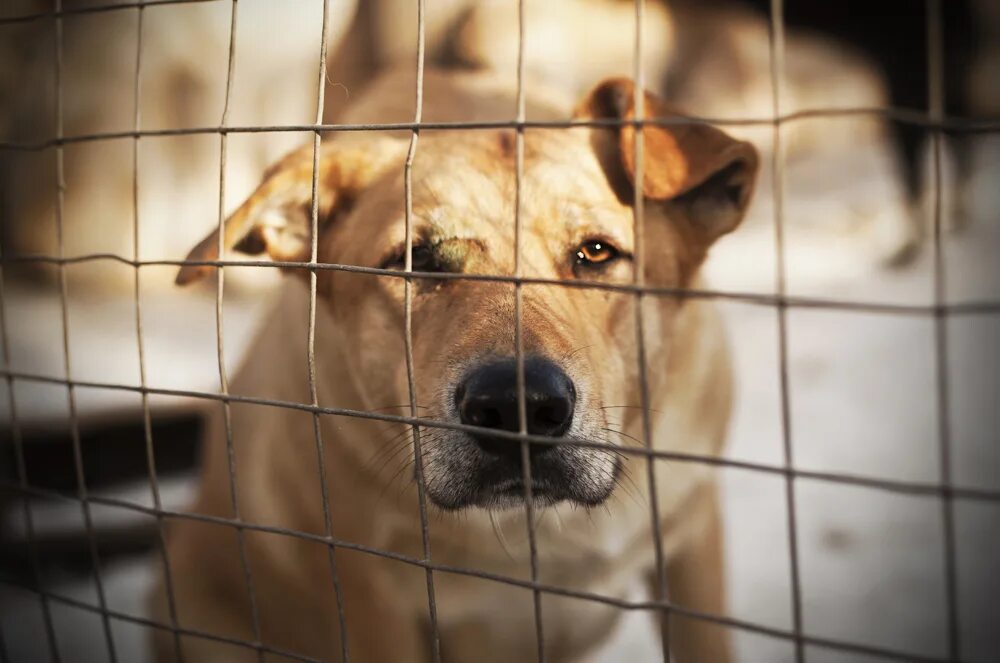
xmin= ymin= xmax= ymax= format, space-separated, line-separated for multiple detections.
xmin=152 ymin=71 xmax=758 ymax=662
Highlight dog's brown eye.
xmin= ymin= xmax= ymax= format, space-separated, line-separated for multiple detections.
xmin=574 ymin=239 xmax=618 ymax=267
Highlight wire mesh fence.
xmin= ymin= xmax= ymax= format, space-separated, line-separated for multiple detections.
xmin=0 ymin=1 xmax=998 ymax=662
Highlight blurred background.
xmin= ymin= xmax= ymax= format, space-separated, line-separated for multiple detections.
xmin=1 ymin=0 xmax=998 ymax=661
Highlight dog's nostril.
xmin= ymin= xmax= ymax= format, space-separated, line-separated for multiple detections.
xmin=532 ymin=404 xmax=566 ymax=433
xmin=456 ymin=356 xmax=576 ymax=461
xmin=534 ymin=406 xmax=555 ymax=426
xmin=464 ymin=404 xmax=502 ymax=429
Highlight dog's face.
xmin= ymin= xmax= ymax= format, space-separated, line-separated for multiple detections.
xmin=178 ymin=79 xmax=758 ymax=511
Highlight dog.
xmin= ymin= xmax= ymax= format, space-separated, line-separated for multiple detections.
xmin=152 ymin=68 xmax=758 ymax=662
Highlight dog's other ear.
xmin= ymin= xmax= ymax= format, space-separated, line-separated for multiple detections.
xmin=175 ymin=138 xmax=405 ymax=285
xmin=574 ymin=78 xmax=759 ymax=245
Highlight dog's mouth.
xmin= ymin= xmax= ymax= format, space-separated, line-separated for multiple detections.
xmin=464 ymin=463 xmax=575 ymax=510
xmin=426 ymin=441 xmax=620 ymax=511
xmin=493 ymin=479 xmax=551 ymax=494
xmin=486 ymin=475 xmax=562 ymax=503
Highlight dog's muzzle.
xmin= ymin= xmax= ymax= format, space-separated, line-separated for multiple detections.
xmin=430 ymin=355 xmax=614 ymax=509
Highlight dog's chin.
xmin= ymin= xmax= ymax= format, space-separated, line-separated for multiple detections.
xmin=420 ymin=430 xmax=621 ymax=511
xmin=426 ymin=466 xmax=618 ymax=512
xmin=470 ymin=479 xmax=567 ymax=511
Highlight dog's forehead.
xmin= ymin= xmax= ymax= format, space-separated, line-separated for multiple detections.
xmin=409 ymin=129 xmax=631 ymax=238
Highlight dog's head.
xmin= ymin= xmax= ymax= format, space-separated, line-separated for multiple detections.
xmin=178 ymin=79 xmax=757 ymax=511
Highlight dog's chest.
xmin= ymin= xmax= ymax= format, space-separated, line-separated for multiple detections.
xmin=384 ymin=510 xmax=657 ymax=661
xmin=430 ymin=567 xmax=638 ymax=662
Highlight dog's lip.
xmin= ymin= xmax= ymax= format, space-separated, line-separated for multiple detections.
xmin=490 ymin=478 xmax=554 ymax=495
xmin=475 ymin=477 xmax=565 ymax=510
xmin=477 ymin=456 xmax=571 ymax=499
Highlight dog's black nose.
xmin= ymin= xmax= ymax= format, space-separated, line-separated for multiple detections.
xmin=456 ymin=356 xmax=576 ymax=460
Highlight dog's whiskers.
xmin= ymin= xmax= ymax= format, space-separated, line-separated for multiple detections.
xmin=614 ymin=463 xmax=643 ymax=505
xmin=489 ymin=510 xmax=517 ymax=561
xmin=369 ymin=413 xmax=439 ymax=466
xmin=370 ymin=403 xmax=431 ymax=412
xmin=373 ymin=437 xmax=419 ymax=481
xmin=561 ymin=344 xmax=594 ymax=362
xmin=550 ymin=505 xmax=566 ymax=534
xmin=599 ymin=404 xmax=663 ymax=416
xmin=367 ymin=428 xmax=414 ymax=472
xmin=601 ymin=425 xmax=646 ymax=449
xmin=383 ymin=445 xmax=419 ymax=502
xmin=370 ymin=423 xmax=441 ymax=486
xmin=390 ymin=429 xmax=451 ymax=503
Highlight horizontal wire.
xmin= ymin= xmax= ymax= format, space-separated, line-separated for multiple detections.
xmin=0 ymin=0 xmax=220 ymax=24
xmin=3 ymin=368 xmax=998 ymax=503
xmin=0 ymin=479 xmax=962 ymax=663
xmin=0 ymin=575 xmax=324 ymax=663
xmin=0 ymin=109 xmax=997 ymax=152
xmin=5 ymin=252 xmax=1000 ymax=316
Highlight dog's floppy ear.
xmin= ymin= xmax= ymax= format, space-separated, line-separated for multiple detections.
xmin=574 ymin=78 xmax=759 ymax=244
xmin=175 ymin=138 xmax=405 ymax=285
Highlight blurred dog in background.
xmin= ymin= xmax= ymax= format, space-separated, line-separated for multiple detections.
xmin=330 ymin=0 xmax=993 ymax=285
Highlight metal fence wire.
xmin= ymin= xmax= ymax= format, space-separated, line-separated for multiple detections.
xmin=0 ymin=1 xmax=998 ymax=662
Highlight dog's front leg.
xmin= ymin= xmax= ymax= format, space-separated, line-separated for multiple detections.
xmin=333 ymin=551 xmax=433 ymax=663
xmin=344 ymin=601 xmax=431 ymax=663
xmin=648 ymin=481 xmax=731 ymax=663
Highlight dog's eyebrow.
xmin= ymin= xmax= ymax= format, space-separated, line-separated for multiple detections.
xmin=562 ymin=199 xmax=627 ymax=218
xmin=413 ymin=205 xmax=495 ymax=241
xmin=557 ymin=201 xmax=634 ymax=249
xmin=444 ymin=235 xmax=487 ymax=248
xmin=418 ymin=177 xmax=447 ymax=210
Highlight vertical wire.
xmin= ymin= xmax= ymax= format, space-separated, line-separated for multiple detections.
xmin=0 ymin=155 xmax=61 ymax=663
xmin=630 ymin=1 xmax=670 ymax=660
xmin=304 ymin=1 xmax=350 ymax=661
xmin=926 ymin=0 xmax=960 ymax=657
xmin=130 ymin=6 xmax=184 ymax=662
xmin=51 ymin=2 xmax=118 ymax=660
xmin=402 ymin=0 xmax=442 ymax=660
xmin=511 ymin=1 xmax=546 ymax=661
xmin=767 ymin=1 xmax=804 ymax=661
xmin=214 ymin=2 xmax=264 ymax=659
